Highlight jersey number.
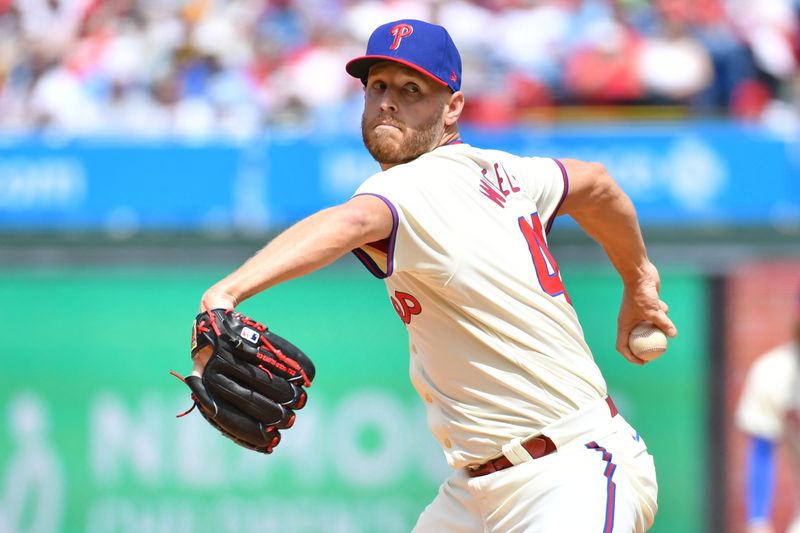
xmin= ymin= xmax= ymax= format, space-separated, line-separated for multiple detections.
xmin=518 ymin=213 xmax=569 ymax=302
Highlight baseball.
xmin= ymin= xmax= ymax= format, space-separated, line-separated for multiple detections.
xmin=628 ymin=322 xmax=668 ymax=361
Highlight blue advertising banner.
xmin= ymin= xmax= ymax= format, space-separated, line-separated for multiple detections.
xmin=0 ymin=122 xmax=797 ymax=231
xmin=0 ymin=138 xmax=241 ymax=232
xmin=506 ymin=123 xmax=797 ymax=226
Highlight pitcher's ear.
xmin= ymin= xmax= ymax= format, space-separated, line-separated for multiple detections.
xmin=445 ymin=91 xmax=465 ymax=126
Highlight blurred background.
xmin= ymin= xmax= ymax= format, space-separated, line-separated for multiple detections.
xmin=0 ymin=0 xmax=798 ymax=532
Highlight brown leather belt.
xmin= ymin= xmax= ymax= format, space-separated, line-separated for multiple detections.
xmin=467 ymin=396 xmax=618 ymax=478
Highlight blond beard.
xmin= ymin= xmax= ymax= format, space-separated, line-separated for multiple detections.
xmin=361 ymin=109 xmax=445 ymax=166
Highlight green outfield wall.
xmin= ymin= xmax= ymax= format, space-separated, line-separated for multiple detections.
xmin=0 ymin=263 xmax=707 ymax=533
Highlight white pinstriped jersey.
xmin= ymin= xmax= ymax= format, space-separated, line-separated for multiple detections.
xmin=736 ymin=342 xmax=800 ymax=443
xmin=352 ymin=142 xmax=608 ymax=469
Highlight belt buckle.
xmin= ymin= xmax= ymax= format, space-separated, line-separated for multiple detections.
xmin=467 ymin=456 xmax=500 ymax=477
xmin=467 ymin=464 xmax=482 ymax=475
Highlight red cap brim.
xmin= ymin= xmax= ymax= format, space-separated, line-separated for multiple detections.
xmin=345 ymin=55 xmax=449 ymax=88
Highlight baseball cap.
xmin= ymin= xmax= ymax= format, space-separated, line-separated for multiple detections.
xmin=346 ymin=19 xmax=462 ymax=92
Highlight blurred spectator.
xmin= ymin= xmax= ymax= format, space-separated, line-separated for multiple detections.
xmin=562 ymin=17 xmax=644 ymax=104
xmin=16 ymin=0 xmax=93 ymax=58
xmin=0 ymin=0 xmax=798 ymax=137
xmin=726 ymin=0 xmax=800 ymax=131
xmin=343 ymin=0 xmax=431 ymax=42
xmin=727 ymin=0 xmax=798 ymax=83
xmin=636 ymin=0 xmax=715 ymax=105
xmin=491 ymin=0 xmax=572 ymax=94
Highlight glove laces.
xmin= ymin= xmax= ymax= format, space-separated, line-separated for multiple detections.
xmin=169 ymin=370 xmax=198 ymax=417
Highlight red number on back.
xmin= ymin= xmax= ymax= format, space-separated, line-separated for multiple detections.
xmin=518 ymin=213 xmax=570 ymax=302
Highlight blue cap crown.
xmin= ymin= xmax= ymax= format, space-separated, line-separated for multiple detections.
xmin=346 ymin=19 xmax=462 ymax=92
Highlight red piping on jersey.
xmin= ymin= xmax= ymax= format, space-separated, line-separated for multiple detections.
xmin=546 ymin=158 xmax=569 ymax=235
xmin=351 ymin=193 xmax=399 ymax=279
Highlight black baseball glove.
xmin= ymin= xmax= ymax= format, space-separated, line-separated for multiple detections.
xmin=172 ymin=308 xmax=315 ymax=454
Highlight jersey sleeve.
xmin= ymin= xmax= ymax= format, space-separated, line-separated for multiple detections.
xmin=513 ymin=157 xmax=568 ymax=234
xmin=735 ymin=356 xmax=786 ymax=440
xmin=350 ymin=172 xmax=400 ymax=278
xmin=350 ymin=167 xmax=449 ymax=280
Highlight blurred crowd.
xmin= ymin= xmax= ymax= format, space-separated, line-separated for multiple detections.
xmin=0 ymin=0 xmax=799 ymax=138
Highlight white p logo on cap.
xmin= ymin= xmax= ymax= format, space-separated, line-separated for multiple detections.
xmin=389 ymin=23 xmax=414 ymax=50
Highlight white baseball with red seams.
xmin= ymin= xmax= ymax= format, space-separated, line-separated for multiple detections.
xmin=628 ymin=322 xmax=669 ymax=361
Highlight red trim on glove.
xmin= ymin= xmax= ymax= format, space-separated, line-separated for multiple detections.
xmin=201 ymin=300 xmax=222 ymax=336
xmin=260 ymin=337 xmax=312 ymax=387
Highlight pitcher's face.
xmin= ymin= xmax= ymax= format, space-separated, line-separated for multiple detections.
xmin=361 ymin=62 xmax=450 ymax=167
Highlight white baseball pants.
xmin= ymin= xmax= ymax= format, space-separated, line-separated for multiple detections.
xmin=413 ymin=398 xmax=658 ymax=533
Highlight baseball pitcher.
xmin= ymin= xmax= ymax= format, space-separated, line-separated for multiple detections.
xmin=190 ymin=19 xmax=677 ymax=532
